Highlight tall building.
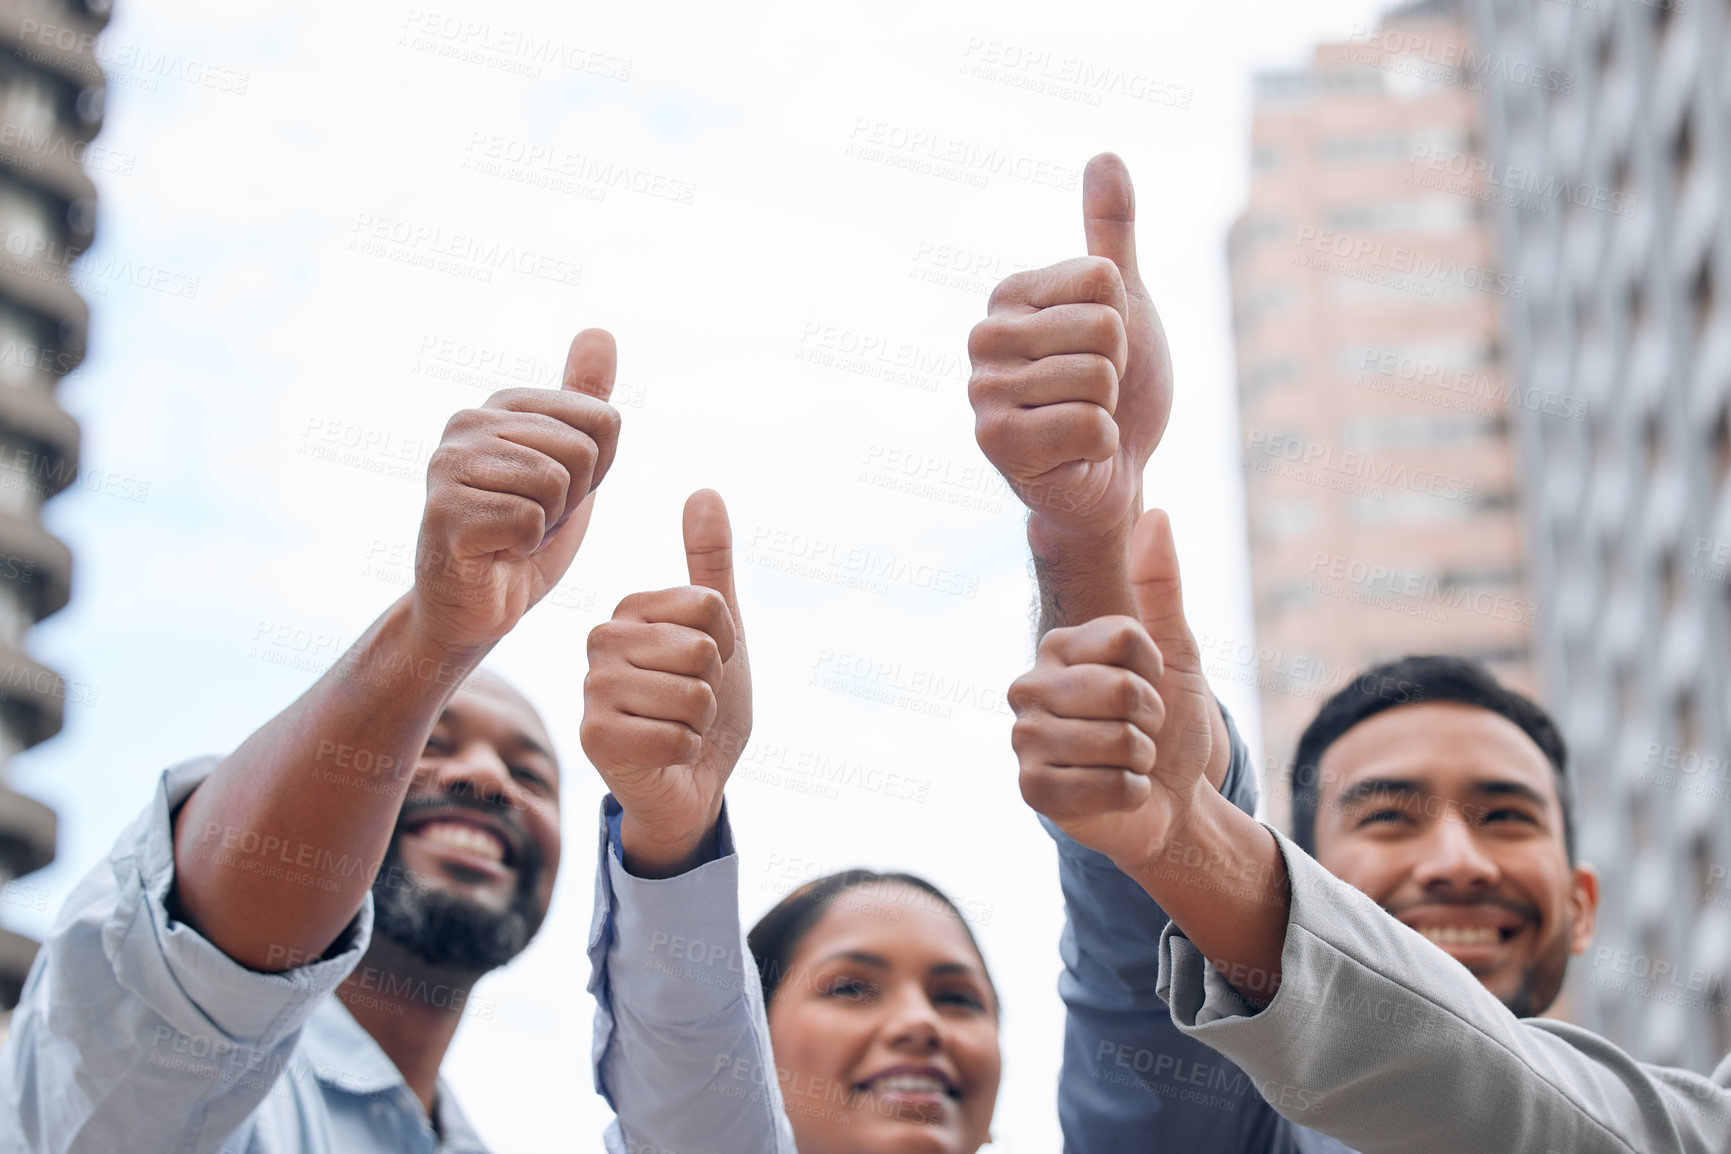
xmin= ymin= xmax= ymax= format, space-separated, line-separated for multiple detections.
xmin=0 ymin=0 xmax=109 ymax=1015
xmin=1229 ymin=0 xmax=1532 ymax=826
xmin=1470 ymin=0 xmax=1731 ymax=1070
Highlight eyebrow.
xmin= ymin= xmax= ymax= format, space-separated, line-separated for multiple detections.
xmin=818 ymin=950 xmax=982 ymax=979
xmin=1333 ymin=777 xmax=1550 ymax=809
xmin=1333 ymin=777 xmax=1423 ymax=806
xmin=1463 ymin=780 xmax=1549 ymax=808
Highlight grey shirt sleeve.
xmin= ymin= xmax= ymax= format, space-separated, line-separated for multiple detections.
xmin=587 ymin=796 xmax=798 ymax=1154
xmin=0 ymin=757 xmax=371 ymax=1154
xmin=1157 ymin=824 xmax=1731 ymax=1154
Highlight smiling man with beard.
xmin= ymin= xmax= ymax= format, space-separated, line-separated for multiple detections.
xmin=0 ymin=329 xmax=620 ymax=1154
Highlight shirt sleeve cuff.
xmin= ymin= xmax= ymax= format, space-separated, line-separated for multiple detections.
xmin=591 ymin=795 xmax=752 ymax=1026
xmin=1216 ymin=700 xmax=1260 ymax=817
xmin=101 ymin=759 xmax=371 ymax=1048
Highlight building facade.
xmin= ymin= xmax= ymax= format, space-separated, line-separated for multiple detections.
xmin=0 ymin=0 xmax=109 ymax=1015
xmin=1471 ymin=0 xmax=1731 ymax=1071
xmin=1230 ymin=0 xmax=1533 ymax=826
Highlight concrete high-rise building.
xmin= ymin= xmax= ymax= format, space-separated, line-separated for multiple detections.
xmin=1229 ymin=0 xmax=1532 ymax=825
xmin=0 ymin=0 xmax=109 ymax=1017
xmin=1470 ymin=0 xmax=1731 ymax=1071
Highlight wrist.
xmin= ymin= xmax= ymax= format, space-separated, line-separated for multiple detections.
xmin=344 ymin=595 xmax=492 ymax=704
xmin=619 ymin=807 xmax=722 ymax=880
xmin=1026 ymin=503 xmax=1138 ymax=564
xmin=1115 ymin=777 xmax=1227 ymax=889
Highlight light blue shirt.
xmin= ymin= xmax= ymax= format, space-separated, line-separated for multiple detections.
xmin=587 ymin=795 xmax=796 ymax=1154
xmin=0 ymin=757 xmax=489 ymax=1154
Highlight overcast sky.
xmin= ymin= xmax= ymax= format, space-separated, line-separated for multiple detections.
xmin=10 ymin=1 xmax=1390 ymax=1148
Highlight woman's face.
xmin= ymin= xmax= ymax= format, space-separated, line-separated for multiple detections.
xmin=766 ymin=882 xmax=1001 ymax=1154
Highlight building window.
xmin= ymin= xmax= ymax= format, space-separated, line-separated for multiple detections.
xmin=1710 ymin=402 xmax=1731 ymax=493
xmin=1241 ymin=358 xmax=1301 ymax=400
xmin=1 ymin=69 xmax=58 ymax=143
xmin=1263 ymin=580 xmax=1317 ymax=616
xmin=1339 ymin=414 xmax=1504 ymax=452
xmin=1257 ymin=500 xmax=1320 ymax=540
xmin=0 ymin=178 xmax=59 ymax=267
xmin=1235 ymin=284 xmax=1295 ymax=334
xmin=1324 ymin=199 xmax=1475 ymax=234
xmin=0 ymin=314 xmax=39 ymax=390
xmin=1690 ymin=259 xmax=1713 ymax=341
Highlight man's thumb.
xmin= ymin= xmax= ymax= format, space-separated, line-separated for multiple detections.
xmin=562 ymin=328 xmax=617 ymax=401
xmin=683 ymin=488 xmax=741 ymax=618
xmin=1083 ymin=153 xmax=1140 ymax=282
xmin=1128 ymin=508 xmax=1191 ymax=662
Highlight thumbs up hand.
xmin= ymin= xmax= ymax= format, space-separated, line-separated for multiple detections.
xmin=1008 ymin=509 xmax=1228 ymax=873
xmin=581 ymin=489 xmax=752 ymax=877
xmin=413 ymin=328 xmax=623 ymax=653
xmin=968 ymin=154 xmax=1172 ymax=541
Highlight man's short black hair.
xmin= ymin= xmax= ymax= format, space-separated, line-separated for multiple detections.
xmin=1289 ymin=655 xmax=1574 ymax=862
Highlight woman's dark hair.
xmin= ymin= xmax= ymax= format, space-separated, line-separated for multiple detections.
xmin=747 ymin=869 xmax=999 ymax=1013
xmin=1290 ymin=654 xmax=1574 ymax=862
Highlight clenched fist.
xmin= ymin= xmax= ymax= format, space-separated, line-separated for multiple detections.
xmin=413 ymin=328 xmax=622 ymax=652
xmin=581 ymin=489 xmax=751 ymax=877
xmin=1010 ymin=510 xmax=1225 ymax=872
xmin=968 ymin=153 xmax=1172 ymax=541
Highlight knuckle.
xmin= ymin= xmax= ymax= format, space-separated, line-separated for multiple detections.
xmin=972 ymin=407 xmax=1019 ymax=460
xmin=966 ymin=365 xmax=1012 ymax=406
xmin=483 ymin=386 xmax=541 ymax=410
xmin=1077 ymin=257 xmax=1122 ymax=303
xmin=591 ymin=400 xmax=623 ymax=442
xmin=1111 ymin=669 xmax=1145 ymax=714
xmin=1084 ymin=306 xmax=1121 ymax=350
xmin=1103 ymin=618 xmax=1142 ymax=658
xmin=442 ymin=407 xmax=485 ymax=436
xmin=612 ymin=592 xmax=651 ymax=619
xmin=580 ymin=664 xmax=618 ymax=704
xmin=684 ymin=679 xmax=718 ymax=722
xmin=967 ymin=318 xmax=1001 ymax=361
xmin=1017 ymin=765 xmax=1055 ymax=810
xmin=508 ymin=499 xmax=544 ymax=539
xmin=685 ymin=631 xmax=722 ymax=673
xmin=1010 ymin=717 xmax=1043 ymax=751
xmin=986 ymin=271 xmax=1032 ymax=313
xmin=1085 ymin=356 xmax=1118 ymax=402
xmin=586 ymin=622 xmax=620 ymax=656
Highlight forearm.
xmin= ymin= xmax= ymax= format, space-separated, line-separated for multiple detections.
xmin=1028 ymin=507 xmax=1138 ymax=637
xmin=173 ymin=593 xmax=488 ymax=969
xmin=1124 ymin=787 xmax=1290 ymax=1005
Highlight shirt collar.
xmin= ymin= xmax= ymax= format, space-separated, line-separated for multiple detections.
xmin=299 ymin=998 xmax=489 ymax=1151
xmin=300 ymin=996 xmax=407 ymax=1097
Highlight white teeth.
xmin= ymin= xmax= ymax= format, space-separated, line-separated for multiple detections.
xmin=1419 ymin=925 xmax=1499 ymax=948
xmin=418 ymin=821 xmax=505 ymax=862
xmin=871 ymin=1075 xmax=948 ymax=1096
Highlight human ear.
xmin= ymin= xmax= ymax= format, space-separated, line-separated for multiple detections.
xmin=1567 ymin=861 xmax=1600 ymax=955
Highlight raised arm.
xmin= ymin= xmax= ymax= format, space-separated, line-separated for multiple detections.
xmin=1010 ymin=512 xmax=1731 ymax=1153
xmin=967 ymin=153 xmax=1167 ymax=634
xmin=968 ymin=153 xmax=1229 ymax=790
xmin=173 ymin=330 xmax=621 ymax=970
xmin=1011 ymin=509 xmax=1289 ymax=1008
xmin=580 ymin=491 xmax=795 ymax=1154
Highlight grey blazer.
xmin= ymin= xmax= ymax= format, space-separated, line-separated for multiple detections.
xmin=1158 ymin=825 xmax=1731 ymax=1153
